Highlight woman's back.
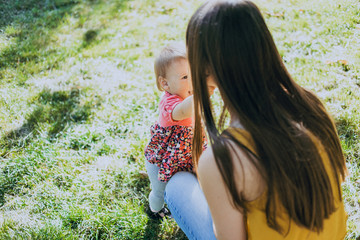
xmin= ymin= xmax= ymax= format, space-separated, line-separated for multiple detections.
xmin=227 ymin=127 xmax=347 ymax=240
xmin=185 ymin=0 xmax=347 ymax=239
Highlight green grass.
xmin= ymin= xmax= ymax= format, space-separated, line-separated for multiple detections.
xmin=0 ymin=0 xmax=359 ymax=239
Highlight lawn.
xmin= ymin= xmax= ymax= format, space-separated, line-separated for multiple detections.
xmin=0 ymin=0 xmax=359 ymax=239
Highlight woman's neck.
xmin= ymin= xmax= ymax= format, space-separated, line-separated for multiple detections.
xmin=229 ymin=115 xmax=244 ymax=129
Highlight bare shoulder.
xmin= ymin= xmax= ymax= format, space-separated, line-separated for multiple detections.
xmin=197 ymin=146 xmax=218 ymax=191
xmin=197 ymin=143 xmax=250 ymax=239
xmin=197 ymin=145 xmax=227 ymax=186
xmin=198 ymin=146 xmax=217 ymax=174
xmin=198 ymin=139 xmax=265 ymax=201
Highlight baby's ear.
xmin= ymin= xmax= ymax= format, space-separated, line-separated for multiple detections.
xmin=159 ymin=76 xmax=169 ymax=91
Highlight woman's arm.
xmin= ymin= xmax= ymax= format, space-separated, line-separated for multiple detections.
xmin=172 ymin=95 xmax=193 ymax=121
xmin=198 ymin=146 xmax=247 ymax=240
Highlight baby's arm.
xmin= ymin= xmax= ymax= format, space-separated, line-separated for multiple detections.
xmin=172 ymin=95 xmax=194 ymax=121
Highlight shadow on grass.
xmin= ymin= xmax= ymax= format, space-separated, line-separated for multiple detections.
xmin=0 ymin=88 xmax=95 ymax=205
xmin=0 ymin=0 xmax=73 ymax=29
xmin=0 ymin=88 xmax=93 ymax=153
xmin=143 ymin=217 xmax=188 ymax=240
xmin=0 ymin=0 xmax=129 ymax=84
xmin=0 ymin=0 xmax=81 ymax=75
xmin=336 ymin=116 xmax=360 ymax=165
xmin=144 ymin=219 xmax=162 ymax=239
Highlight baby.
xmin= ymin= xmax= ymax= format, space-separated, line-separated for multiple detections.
xmin=144 ymin=42 xmax=206 ymax=219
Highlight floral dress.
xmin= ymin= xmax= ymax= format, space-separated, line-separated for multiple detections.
xmin=144 ymin=92 xmax=207 ymax=182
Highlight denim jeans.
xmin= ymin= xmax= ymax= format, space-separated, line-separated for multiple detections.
xmin=164 ymin=171 xmax=216 ymax=240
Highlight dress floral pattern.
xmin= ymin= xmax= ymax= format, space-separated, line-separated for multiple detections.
xmin=144 ymin=123 xmax=207 ymax=182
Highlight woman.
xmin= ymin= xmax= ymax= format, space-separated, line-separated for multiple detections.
xmin=165 ymin=0 xmax=347 ymax=239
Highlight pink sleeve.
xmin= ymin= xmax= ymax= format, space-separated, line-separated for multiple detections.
xmin=158 ymin=94 xmax=183 ymax=127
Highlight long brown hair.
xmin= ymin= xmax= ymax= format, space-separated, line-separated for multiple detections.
xmin=187 ymin=0 xmax=346 ymax=234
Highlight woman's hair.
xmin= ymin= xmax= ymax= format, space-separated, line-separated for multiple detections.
xmin=154 ymin=42 xmax=187 ymax=91
xmin=187 ymin=0 xmax=346 ymax=234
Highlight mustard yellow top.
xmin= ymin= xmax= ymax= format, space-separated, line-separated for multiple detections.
xmin=228 ymin=128 xmax=347 ymax=240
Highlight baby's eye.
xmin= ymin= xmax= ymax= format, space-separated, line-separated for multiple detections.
xmin=182 ymin=75 xmax=188 ymax=80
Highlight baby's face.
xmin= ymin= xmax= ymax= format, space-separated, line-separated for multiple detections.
xmin=165 ymin=58 xmax=192 ymax=99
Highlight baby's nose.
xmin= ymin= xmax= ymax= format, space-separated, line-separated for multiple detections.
xmin=188 ymin=81 xmax=193 ymax=92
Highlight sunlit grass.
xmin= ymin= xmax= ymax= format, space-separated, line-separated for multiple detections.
xmin=0 ymin=0 xmax=359 ymax=239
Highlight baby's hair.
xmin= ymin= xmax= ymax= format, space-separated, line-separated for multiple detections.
xmin=154 ymin=42 xmax=187 ymax=91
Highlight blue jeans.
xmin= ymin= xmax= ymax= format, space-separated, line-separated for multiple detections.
xmin=164 ymin=172 xmax=216 ymax=240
